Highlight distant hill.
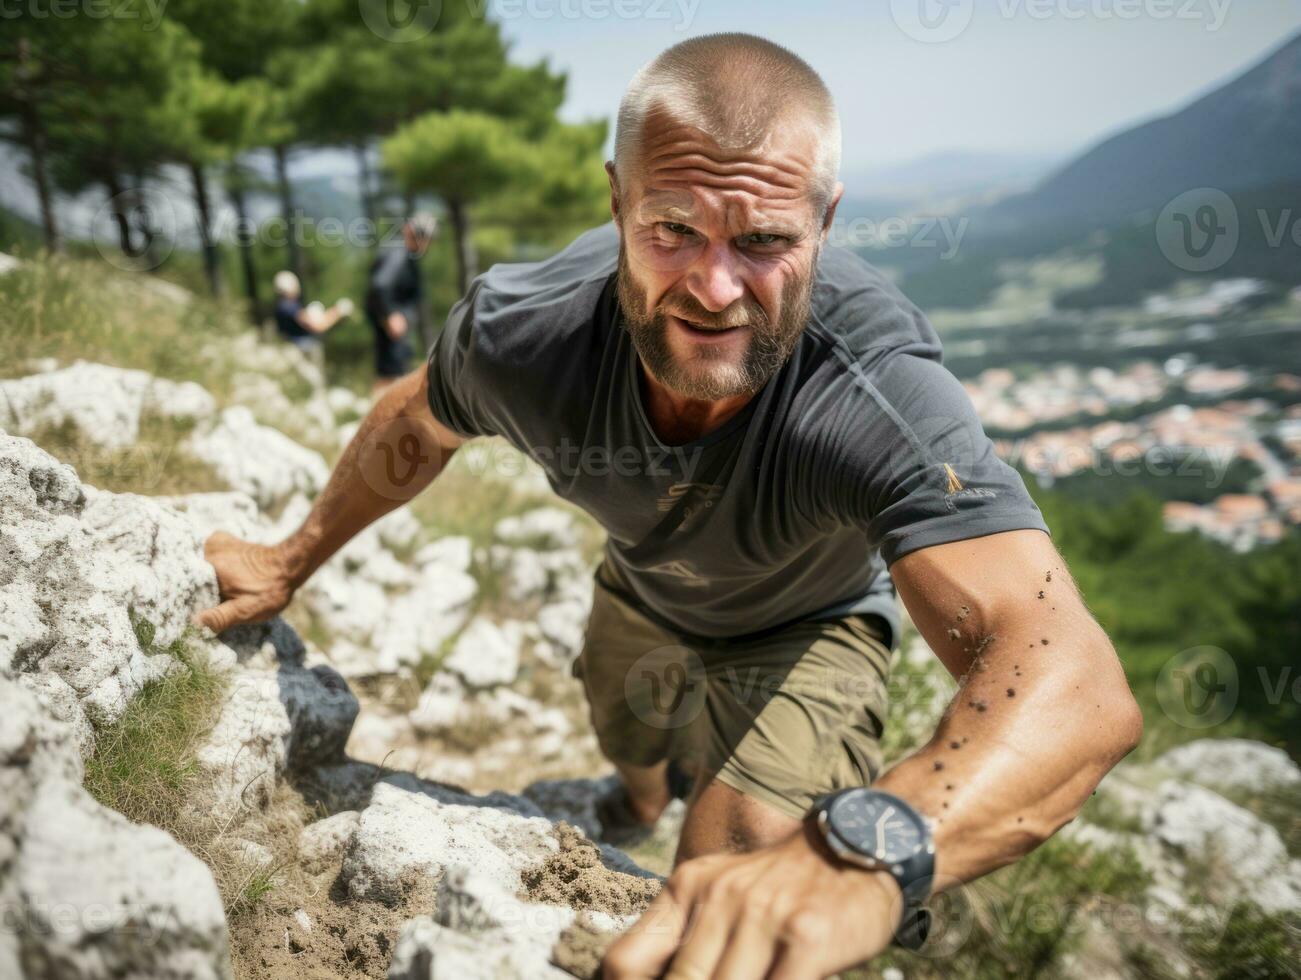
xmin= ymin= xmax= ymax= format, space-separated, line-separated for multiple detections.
xmin=844 ymin=150 xmax=1058 ymax=205
xmin=996 ymin=32 xmax=1301 ymax=228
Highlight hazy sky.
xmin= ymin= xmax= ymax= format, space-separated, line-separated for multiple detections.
xmin=494 ymin=0 xmax=1301 ymax=178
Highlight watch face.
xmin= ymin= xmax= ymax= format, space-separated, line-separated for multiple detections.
xmin=826 ymin=791 xmax=927 ymax=863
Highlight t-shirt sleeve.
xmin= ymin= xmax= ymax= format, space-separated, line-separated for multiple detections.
xmin=425 ymin=281 xmax=499 ymax=439
xmin=826 ymin=350 xmax=1049 ymax=566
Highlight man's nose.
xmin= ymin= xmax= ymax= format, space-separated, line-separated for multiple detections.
xmin=686 ymin=240 xmax=746 ymax=313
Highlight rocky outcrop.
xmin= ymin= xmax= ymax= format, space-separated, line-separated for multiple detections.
xmin=0 ymin=420 xmax=649 ymax=980
xmin=0 ymin=361 xmax=215 ymax=451
xmin=185 ymin=407 xmax=329 ymax=510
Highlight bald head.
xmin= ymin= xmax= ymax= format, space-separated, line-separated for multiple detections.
xmin=613 ymin=33 xmax=841 ymax=217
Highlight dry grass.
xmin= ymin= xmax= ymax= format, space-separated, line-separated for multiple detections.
xmin=23 ymin=415 xmax=228 ymax=497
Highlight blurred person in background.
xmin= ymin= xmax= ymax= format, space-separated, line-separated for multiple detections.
xmin=272 ymin=270 xmax=353 ymax=363
xmin=365 ymin=214 xmax=436 ymax=395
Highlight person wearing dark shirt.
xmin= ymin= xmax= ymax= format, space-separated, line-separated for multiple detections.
xmin=199 ymin=36 xmax=1142 ymax=979
xmin=365 ymin=215 xmax=436 ymax=394
xmin=272 ymin=271 xmax=352 ymax=360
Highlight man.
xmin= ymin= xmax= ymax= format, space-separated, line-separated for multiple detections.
xmin=365 ymin=214 xmax=436 ymax=395
xmin=272 ymin=270 xmax=353 ymax=357
xmin=198 ymin=34 xmax=1141 ymax=978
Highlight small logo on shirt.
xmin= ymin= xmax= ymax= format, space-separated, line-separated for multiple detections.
xmin=943 ymin=463 xmax=996 ymax=500
xmin=656 ymin=482 xmax=724 ymax=531
xmin=645 ymin=560 xmax=710 ymax=588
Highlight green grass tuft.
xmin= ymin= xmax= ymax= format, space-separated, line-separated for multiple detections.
xmin=84 ymin=615 xmax=227 ymax=835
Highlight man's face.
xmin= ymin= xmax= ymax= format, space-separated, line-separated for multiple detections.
xmin=612 ymin=111 xmax=837 ymax=401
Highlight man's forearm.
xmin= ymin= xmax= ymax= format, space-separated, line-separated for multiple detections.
xmin=277 ymin=368 xmax=458 ymax=585
xmin=875 ymin=616 xmax=1142 ymax=889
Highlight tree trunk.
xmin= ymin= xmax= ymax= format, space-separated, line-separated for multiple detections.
xmin=355 ymin=142 xmax=377 ymax=229
xmin=15 ymin=39 xmax=59 ymax=251
xmin=227 ymin=169 xmax=261 ymax=325
xmin=188 ymin=160 xmax=223 ymax=298
xmin=133 ymin=168 xmax=165 ymax=271
xmin=446 ymin=198 xmax=476 ymax=297
xmin=103 ymin=169 xmax=136 ymax=257
xmin=272 ymin=143 xmax=303 ymax=281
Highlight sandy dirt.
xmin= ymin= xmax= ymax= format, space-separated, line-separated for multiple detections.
xmin=522 ymin=823 xmax=662 ymax=915
xmin=231 ymin=861 xmax=434 ymax=980
xmin=551 ymin=912 xmax=620 ymax=980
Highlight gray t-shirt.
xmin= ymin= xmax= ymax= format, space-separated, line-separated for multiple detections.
xmin=427 ymin=223 xmax=1048 ymax=647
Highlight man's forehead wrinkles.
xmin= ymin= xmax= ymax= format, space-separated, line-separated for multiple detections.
xmin=642 ymin=145 xmax=811 ymax=188
xmin=637 ymin=188 xmax=810 ymax=233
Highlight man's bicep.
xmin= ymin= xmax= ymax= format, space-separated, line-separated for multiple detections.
xmin=890 ymin=528 xmax=1090 ymax=680
xmin=400 ymin=368 xmax=465 ymax=453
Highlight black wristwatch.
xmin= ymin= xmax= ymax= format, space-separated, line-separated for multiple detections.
xmin=810 ymin=788 xmax=935 ymax=951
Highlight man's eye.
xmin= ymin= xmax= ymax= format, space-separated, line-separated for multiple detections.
xmin=660 ymin=222 xmax=694 ymax=237
xmin=740 ymin=233 xmax=785 ymax=248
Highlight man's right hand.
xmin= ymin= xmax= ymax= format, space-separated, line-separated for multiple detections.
xmin=193 ymin=531 xmax=298 ymax=633
xmin=386 ymin=312 xmax=409 ymax=339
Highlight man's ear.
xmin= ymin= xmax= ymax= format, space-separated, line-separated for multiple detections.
xmin=605 ymin=161 xmax=621 ymax=226
xmin=821 ymin=182 xmax=844 ymax=240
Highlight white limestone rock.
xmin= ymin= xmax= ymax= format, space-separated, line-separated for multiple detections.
xmin=340 ymin=782 xmax=557 ymax=905
xmin=196 ymin=664 xmax=358 ymax=818
xmin=10 ymin=777 xmax=229 ymax=980
xmin=1156 ymin=738 xmax=1301 ymax=796
xmin=0 ymin=361 xmax=215 ymax=451
xmin=494 ymin=507 xmax=579 ymax=550
xmin=185 ymin=406 xmax=329 ymax=510
xmin=298 ymin=811 xmax=361 ymax=874
xmin=414 ymin=536 xmax=473 ymax=575
xmin=435 ymin=864 xmax=574 ymax=947
xmin=1147 ymin=780 xmax=1301 ymax=913
xmin=444 ymin=618 xmax=524 ymax=689
xmin=80 ymin=487 xmax=218 ymax=650
xmin=0 ymin=435 xmax=200 ymax=727
xmin=388 ymin=916 xmax=570 ymax=980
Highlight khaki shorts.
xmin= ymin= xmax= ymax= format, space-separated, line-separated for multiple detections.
xmin=571 ymin=562 xmax=893 ymax=820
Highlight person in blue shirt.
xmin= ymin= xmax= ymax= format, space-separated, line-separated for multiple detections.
xmin=272 ymin=270 xmax=353 ymax=360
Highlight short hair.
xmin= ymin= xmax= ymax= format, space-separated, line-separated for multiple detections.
xmin=613 ymin=34 xmax=841 ymax=219
xmin=273 ymin=270 xmax=300 ymax=297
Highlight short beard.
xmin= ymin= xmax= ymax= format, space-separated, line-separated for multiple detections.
xmin=616 ymin=245 xmax=816 ymax=401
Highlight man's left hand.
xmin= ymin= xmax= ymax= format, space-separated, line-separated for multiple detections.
xmin=602 ymin=823 xmax=902 ymax=979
